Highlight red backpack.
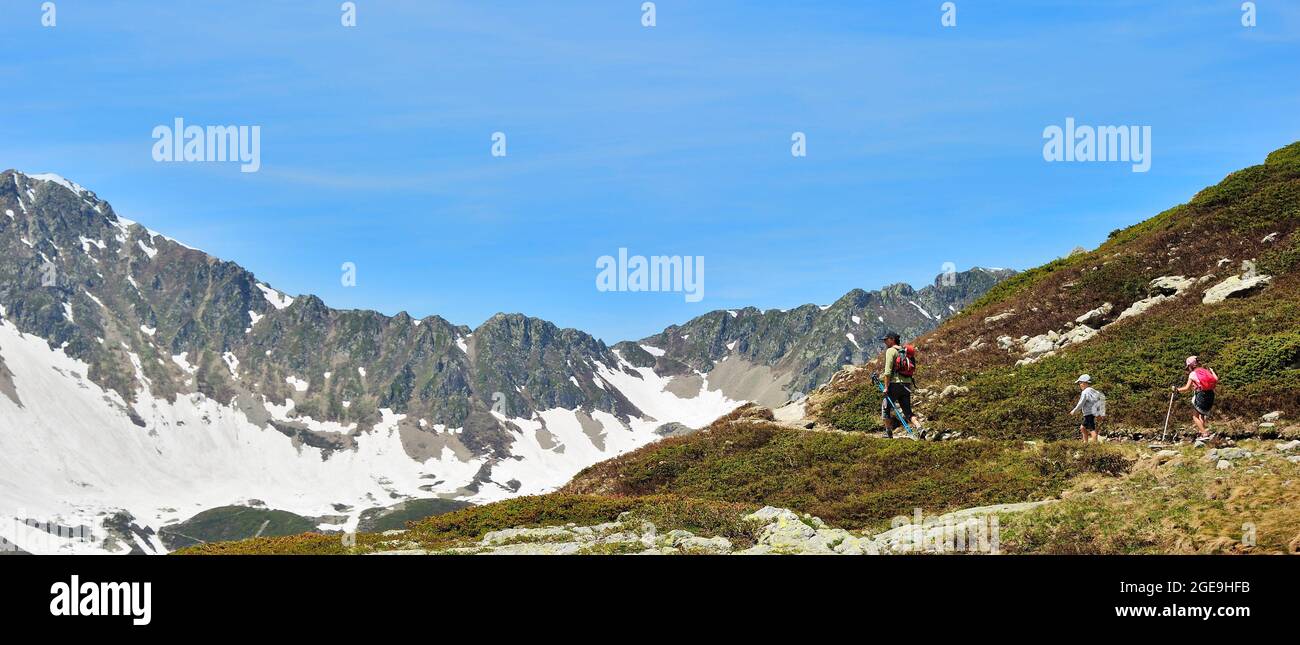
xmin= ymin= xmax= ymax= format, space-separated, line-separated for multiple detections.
xmin=894 ymin=344 xmax=917 ymax=377
xmin=1192 ymin=367 xmax=1218 ymax=391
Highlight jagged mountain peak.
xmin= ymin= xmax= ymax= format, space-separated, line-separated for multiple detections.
xmin=637 ymin=266 xmax=1016 ymax=401
xmin=0 ymin=169 xmax=1012 ymax=554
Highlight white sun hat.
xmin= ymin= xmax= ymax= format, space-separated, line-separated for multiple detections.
xmin=1076 ymin=374 xmax=1092 ymax=383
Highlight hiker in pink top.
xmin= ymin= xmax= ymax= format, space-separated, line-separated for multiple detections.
xmin=1173 ymin=356 xmax=1218 ymax=440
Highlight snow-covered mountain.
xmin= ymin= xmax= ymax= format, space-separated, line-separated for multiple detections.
xmin=0 ymin=171 xmax=1009 ymax=553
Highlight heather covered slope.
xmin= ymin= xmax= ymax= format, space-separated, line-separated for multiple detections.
xmin=178 ymin=415 xmax=1300 ymax=556
xmin=813 ymin=142 xmax=1300 ymax=440
xmin=175 ymin=417 xmax=1134 ymax=555
xmin=557 ymin=420 xmax=1129 ymax=530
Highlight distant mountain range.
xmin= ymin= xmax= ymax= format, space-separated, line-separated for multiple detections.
xmin=0 ymin=170 xmax=1010 ymax=553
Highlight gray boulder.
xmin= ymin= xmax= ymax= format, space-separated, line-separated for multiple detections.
xmin=1202 ymin=274 xmax=1272 ymax=304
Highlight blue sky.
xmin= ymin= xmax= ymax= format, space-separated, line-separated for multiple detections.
xmin=2 ymin=1 xmax=1298 ymax=342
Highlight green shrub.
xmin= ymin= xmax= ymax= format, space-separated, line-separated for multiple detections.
xmin=1265 ymin=141 xmax=1300 ymax=167
xmin=819 ymin=387 xmax=885 ymax=433
xmin=401 ymin=494 xmax=641 ymax=548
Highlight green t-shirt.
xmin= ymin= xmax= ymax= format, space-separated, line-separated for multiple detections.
xmin=883 ymin=346 xmax=913 ymax=384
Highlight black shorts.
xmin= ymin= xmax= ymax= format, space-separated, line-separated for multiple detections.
xmin=882 ymin=382 xmax=914 ymax=429
xmin=1193 ymin=390 xmax=1215 ymax=416
xmin=1081 ymin=415 xmax=1096 ymax=431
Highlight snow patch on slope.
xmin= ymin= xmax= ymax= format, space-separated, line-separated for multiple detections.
xmin=257 ymin=284 xmax=294 ymax=310
xmin=477 ymin=352 xmax=745 ymax=502
xmin=908 ymin=301 xmax=934 ymax=320
xmin=0 ymin=318 xmax=488 ymax=554
xmin=28 ymin=173 xmax=87 ymax=196
xmin=639 ymin=344 xmax=665 ymax=357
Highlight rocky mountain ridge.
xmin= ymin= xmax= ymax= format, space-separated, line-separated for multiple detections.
xmin=0 ymin=169 xmax=1009 ymax=553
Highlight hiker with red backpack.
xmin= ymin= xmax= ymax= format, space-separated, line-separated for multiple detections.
xmin=1173 ymin=356 xmax=1218 ymax=441
xmin=879 ymin=332 xmax=917 ymax=439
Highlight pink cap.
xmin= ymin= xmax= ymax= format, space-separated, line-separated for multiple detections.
xmin=1185 ymin=356 xmax=1198 ymax=369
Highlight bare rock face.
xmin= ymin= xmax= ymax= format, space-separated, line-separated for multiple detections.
xmin=653 ymin=422 xmax=696 ymax=437
xmin=736 ymin=507 xmax=878 ymax=555
xmin=1059 ymin=324 xmax=1100 ymax=346
xmin=984 ymin=310 xmax=1016 ymax=324
xmin=1202 ymin=274 xmax=1272 ymax=304
xmin=939 ymin=384 xmax=970 ymax=399
xmin=1074 ymin=302 xmax=1113 ymax=326
xmin=1149 ymin=275 xmax=1196 ymax=296
xmin=1115 ymin=276 xmax=1193 ymax=321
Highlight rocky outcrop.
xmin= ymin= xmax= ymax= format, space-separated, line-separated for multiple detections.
xmin=1007 ymin=275 xmax=1204 ymax=366
xmin=873 ymin=501 xmax=1051 ymax=554
xmin=1202 ymin=274 xmax=1272 ymax=304
xmin=1074 ymin=302 xmax=1112 ymax=326
xmin=366 ymin=502 xmax=1058 ymax=556
xmin=1116 ymin=275 xmax=1197 ymax=321
xmin=734 ymin=507 xmax=877 ymax=555
xmin=983 ymin=310 xmax=1016 ymax=324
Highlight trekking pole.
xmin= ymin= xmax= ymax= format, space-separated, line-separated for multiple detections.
xmin=1160 ymin=390 xmax=1176 ymax=443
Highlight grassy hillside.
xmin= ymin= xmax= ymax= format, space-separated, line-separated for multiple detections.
xmin=561 ymin=422 xmax=1128 ymax=530
xmin=178 ymin=419 xmax=1132 ymax=554
xmin=158 ymin=506 xmax=318 ymax=550
xmin=355 ymin=498 xmax=473 ymax=533
xmin=1000 ymin=440 xmax=1300 ymax=554
xmin=177 ymin=416 xmax=1300 ymax=556
xmin=815 ymin=141 xmax=1300 ymax=440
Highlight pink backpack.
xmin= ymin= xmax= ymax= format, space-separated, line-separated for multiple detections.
xmin=1191 ymin=367 xmax=1218 ymax=391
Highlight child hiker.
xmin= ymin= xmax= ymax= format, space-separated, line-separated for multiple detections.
xmin=1070 ymin=374 xmax=1107 ymax=442
xmin=1173 ymin=355 xmax=1218 ymax=441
